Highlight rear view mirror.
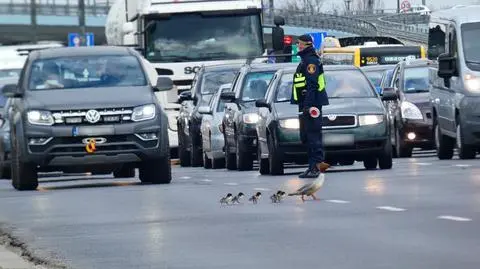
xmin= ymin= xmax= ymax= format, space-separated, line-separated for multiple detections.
xmin=177 ymin=91 xmax=192 ymax=103
xmin=154 ymin=77 xmax=173 ymax=92
xmin=220 ymin=91 xmax=236 ymax=102
xmin=1 ymin=84 xmax=21 ymax=98
xmin=437 ymin=53 xmax=456 ymax=79
xmin=381 ymin=87 xmax=398 ymax=101
xmin=255 ymin=98 xmax=271 ymax=110
xmin=197 ymin=106 xmax=211 ymax=114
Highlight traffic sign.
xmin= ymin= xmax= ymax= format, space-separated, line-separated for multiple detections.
xmin=85 ymin=33 xmax=94 ymax=46
xmin=68 ymin=32 xmax=95 ymax=47
xmin=291 ymin=44 xmax=300 ymax=63
xmin=400 ymin=0 xmax=411 ymax=12
xmin=306 ymin=32 xmax=327 ymax=51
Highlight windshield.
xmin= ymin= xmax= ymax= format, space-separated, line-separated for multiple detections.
xmin=240 ymin=71 xmax=275 ymax=102
xmin=275 ymin=70 xmax=375 ymax=101
xmin=461 ymin=22 xmax=480 ymax=70
xmin=0 ymin=69 xmax=21 ymax=79
xmin=322 ymin=53 xmax=354 ymax=65
xmin=28 ymin=55 xmax=147 ymax=90
xmin=403 ymin=67 xmax=429 ymax=93
xmin=145 ymin=13 xmax=263 ymax=62
xmin=201 ymin=70 xmax=237 ymax=95
xmin=364 ymin=71 xmax=383 ymax=87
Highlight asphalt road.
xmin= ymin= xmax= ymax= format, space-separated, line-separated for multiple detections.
xmin=0 ymin=150 xmax=479 ymax=269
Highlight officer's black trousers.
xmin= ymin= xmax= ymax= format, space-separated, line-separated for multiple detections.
xmin=299 ymin=108 xmax=325 ymax=170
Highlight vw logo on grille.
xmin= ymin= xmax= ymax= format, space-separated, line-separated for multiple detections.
xmin=85 ymin=109 xmax=101 ymax=123
xmin=327 ymin=115 xmax=337 ymax=121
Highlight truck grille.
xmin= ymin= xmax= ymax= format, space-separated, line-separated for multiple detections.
xmin=51 ymin=107 xmax=133 ymax=125
xmin=322 ymin=114 xmax=357 ymax=129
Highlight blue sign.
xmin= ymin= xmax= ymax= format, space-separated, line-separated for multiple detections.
xmin=306 ymin=32 xmax=327 ymax=51
xmin=68 ymin=32 xmax=94 ymax=47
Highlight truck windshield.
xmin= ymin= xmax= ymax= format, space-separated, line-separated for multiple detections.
xmin=461 ymin=22 xmax=480 ymax=70
xmin=145 ymin=12 xmax=263 ymax=62
xmin=28 ymin=55 xmax=148 ymax=90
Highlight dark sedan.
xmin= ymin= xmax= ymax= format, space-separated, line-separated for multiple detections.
xmin=384 ymin=58 xmax=434 ymax=157
xmin=255 ymin=65 xmax=396 ymax=175
xmin=361 ymin=64 xmax=396 ymax=94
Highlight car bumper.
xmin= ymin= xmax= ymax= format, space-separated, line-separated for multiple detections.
xmin=400 ymin=120 xmax=434 ymax=147
xmin=276 ymin=123 xmax=388 ymax=158
xmin=22 ymin=120 xmax=168 ymax=168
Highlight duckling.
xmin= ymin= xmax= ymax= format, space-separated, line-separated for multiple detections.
xmin=249 ymin=192 xmax=262 ymax=204
xmin=231 ymin=192 xmax=245 ymax=204
xmin=220 ymin=193 xmax=233 ymax=205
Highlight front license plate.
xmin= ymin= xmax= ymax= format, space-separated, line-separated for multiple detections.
xmin=73 ymin=126 xmax=115 ymax=136
xmin=323 ymin=134 xmax=354 ymax=146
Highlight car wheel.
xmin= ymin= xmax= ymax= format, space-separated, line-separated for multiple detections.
xmin=258 ymin=144 xmax=269 ymax=175
xmin=434 ymin=119 xmax=454 ymax=160
xmin=0 ymin=142 xmax=10 ymax=179
xmin=224 ymin=134 xmax=236 ymax=170
xmin=395 ymin=127 xmax=412 ymax=158
xmin=212 ymin=157 xmax=225 ymax=169
xmin=378 ymin=139 xmax=393 ymax=170
xmin=11 ymin=135 xmax=38 ymax=191
xmin=113 ymin=166 xmax=135 ymax=178
xmin=178 ymin=129 xmax=191 ymax=167
xmin=363 ymin=158 xmax=377 ymax=170
xmin=203 ymin=152 xmax=212 ymax=169
xmin=139 ymin=155 xmax=172 ymax=184
xmin=236 ymin=137 xmax=253 ymax=171
xmin=189 ymin=130 xmax=203 ymax=167
xmin=267 ymin=134 xmax=284 ymax=175
xmin=456 ymin=116 xmax=477 ymax=159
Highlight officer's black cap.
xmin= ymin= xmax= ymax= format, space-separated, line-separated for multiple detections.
xmin=297 ymin=34 xmax=313 ymax=44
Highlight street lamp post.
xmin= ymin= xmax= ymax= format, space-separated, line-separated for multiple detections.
xmin=344 ymin=0 xmax=352 ymax=14
xmin=79 ymin=0 xmax=86 ymax=45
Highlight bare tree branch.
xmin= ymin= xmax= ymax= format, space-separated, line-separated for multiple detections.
xmin=284 ymin=0 xmax=326 ymax=13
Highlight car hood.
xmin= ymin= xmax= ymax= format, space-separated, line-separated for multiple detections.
xmin=403 ymin=92 xmax=430 ymax=109
xmin=24 ymin=86 xmax=155 ymax=110
xmin=274 ymin=97 xmax=385 ymax=119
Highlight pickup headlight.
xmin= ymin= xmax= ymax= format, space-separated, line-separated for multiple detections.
xmin=242 ymin=113 xmax=259 ymax=124
xmin=400 ymin=101 xmax=423 ymax=120
xmin=464 ymin=74 xmax=480 ymax=93
xmin=27 ymin=110 xmax=54 ymax=125
xmin=358 ymin=114 xmax=384 ymax=126
xmin=132 ymin=104 xmax=156 ymax=122
xmin=279 ymin=118 xmax=300 ymax=129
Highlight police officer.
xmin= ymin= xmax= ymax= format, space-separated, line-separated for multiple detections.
xmin=290 ymin=34 xmax=330 ymax=178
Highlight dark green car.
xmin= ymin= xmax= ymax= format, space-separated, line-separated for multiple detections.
xmin=255 ymin=65 xmax=396 ymax=175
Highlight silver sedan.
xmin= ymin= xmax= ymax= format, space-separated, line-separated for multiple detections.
xmin=199 ymin=83 xmax=232 ymax=169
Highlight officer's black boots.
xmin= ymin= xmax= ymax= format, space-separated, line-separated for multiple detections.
xmin=298 ymin=167 xmax=320 ymax=178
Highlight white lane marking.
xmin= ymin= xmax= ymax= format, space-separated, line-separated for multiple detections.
xmin=326 ymin=199 xmax=351 ymax=204
xmin=180 ymin=176 xmax=191 ymax=179
xmin=254 ymin=187 xmax=271 ymax=191
xmin=416 ymin=162 xmax=432 ymax=166
xmin=200 ymin=179 xmax=212 ymax=182
xmin=224 ymin=182 xmax=238 ymax=186
xmin=376 ymin=206 xmax=406 ymax=212
xmin=454 ymin=164 xmax=471 ymax=168
xmin=437 ymin=215 xmax=472 ymax=222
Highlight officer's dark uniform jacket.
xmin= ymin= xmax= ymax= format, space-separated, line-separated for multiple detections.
xmin=290 ymin=46 xmax=329 ymax=111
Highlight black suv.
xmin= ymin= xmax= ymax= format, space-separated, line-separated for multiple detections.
xmin=220 ymin=62 xmax=296 ymax=170
xmin=2 ymin=46 xmax=174 ymax=190
xmin=176 ymin=64 xmax=241 ymax=167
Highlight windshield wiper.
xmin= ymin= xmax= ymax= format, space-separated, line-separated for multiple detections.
xmin=405 ymin=89 xmax=429 ymax=93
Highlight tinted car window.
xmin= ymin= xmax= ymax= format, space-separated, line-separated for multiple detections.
xmin=403 ymin=67 xmax=429 ymax=92
xmin=240 ymin=71 xmax=275 ymax=101
xmin=201 ymin=70 xmax=237 ymax=94
xmin=275 ymin=70 xmax=376 ymax=101
xmin=364 ymin=70 xmax=383 ymax=87
xmin=28 ymin=55 xmax=147 ymax=90
xmin=462 ymin=22 xmax=480 ymax=70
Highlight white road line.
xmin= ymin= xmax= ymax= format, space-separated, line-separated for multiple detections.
xmin=416 ymin=162 xmax=432 ymax=166
xmin=437 ymin=215 xmax=472 ymax=222
xmin=376 ymin=206 xmax=406 ymax=212
xmin=224 ymin=182 xmax=238 ymax=186
xmin=253 ymin=187 xmax=271 ymax=191
xmin=180 ymin=176 xmax=191 ymax=179
xmin=326 ymin=199 xmax=351 ymax=204
xmin=454 ymin=164 xmax=471 ymax=168
xmin=200 ymin=179 xmax=212 ymax=182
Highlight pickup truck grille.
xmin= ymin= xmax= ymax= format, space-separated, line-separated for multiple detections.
xmin=322 ymin=114 xmax=357 ymax=129
xmin=51 ymin=107 xmax=133 ymax=125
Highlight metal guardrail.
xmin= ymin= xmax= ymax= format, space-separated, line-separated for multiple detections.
xmin=0 ymin=3 xmax=109 ymax=16
xmin=379 ymin=13 xmax=429 ymax=24
xmin=375 ymin=15 xmax=428 ymax=45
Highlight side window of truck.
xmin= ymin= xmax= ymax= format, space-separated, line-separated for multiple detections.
xmin=447 ymin=24 xmax=459 ymax=77
xmin=428 ymin=22 xmax=446 ymax=60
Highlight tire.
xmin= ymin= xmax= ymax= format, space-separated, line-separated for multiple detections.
xmin=189 ymin=130 xmax=203 ymax=167
xmin=0 ymin=142 xmax=11 ymax=179
xmin=363 ymin=157 xmax=377 ymax=170
xmin=267 ymin=134 xmax=284 ymax=175
xmin=139 ymin=137 xmax=172 ymax=184
xmin=236 ymin=136 xmax=253 ymax=171
xmin=212 ymin=157 xmax=225 ymax=169
xmin=203 ymin=152 xmax=212 ymax=169
xmin=224 ymin=134 xmax=236 ymax=170
xmin=11 ymin=134 xmax=38 ymax=191
xmin=434 ymin=119 xmax=454 ymax=160
xmin=178 ymin=129 xmax=191 ymax=167
xmin=113 ymin=166 xmax=135 ymax=178
xmin=456 ymin=117 xmax=477 ymax=159
xmin=378 ymin=140 xmax=393 ymax=170
xmin=258 ymin=144 xmax=269 ymax=175
xmin=395 ymin=127 xmax=412 ymax=158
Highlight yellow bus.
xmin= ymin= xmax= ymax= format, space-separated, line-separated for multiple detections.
xmin=322 ymin=45 xmax=426 ymax=67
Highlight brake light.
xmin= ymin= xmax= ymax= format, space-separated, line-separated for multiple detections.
xmin=284 ymin=36 xmax=292 ymax=45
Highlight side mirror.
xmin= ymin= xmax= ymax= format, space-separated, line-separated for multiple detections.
xmin=122 ymin=22 xmax=134 ymax=34
xmin=255 ymin=98 xmax=271 ymax=109
xmin=197 ymin=106 xmax=212 ymax=115
xmin=437 ymin=53 xmax=456 ymax=79
xmin=381 ymin=87 xmax=398 ymax=101
xmin=220 ymin=91 xmax=236 ymax=102
xmin=177 ymin=91 xmax=192 ymax=103
xmin=154 ymin=77 xmax=173 ymax=92
xmin=272 ymin=26 xmax=285 ymax=51
xmin=2 ymin=84 xmax=21 ymax=98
